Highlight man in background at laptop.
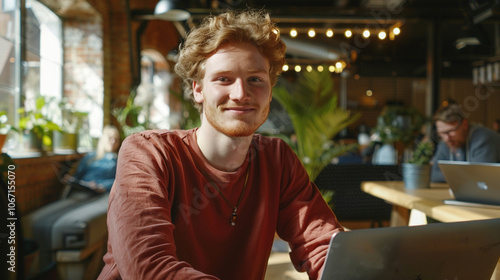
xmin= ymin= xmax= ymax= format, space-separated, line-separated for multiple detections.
xmin=431 ymin=103 xmax=500 ymax=182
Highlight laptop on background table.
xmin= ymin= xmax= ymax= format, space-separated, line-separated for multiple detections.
xmin=438 ymin=160 xmax=500 ymax=208
xmin=320 ymin=218 xmax=500 ymax=280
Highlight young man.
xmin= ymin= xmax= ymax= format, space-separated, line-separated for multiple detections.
xmin=97 ymin=9 xmax=343 ymax=280
xmin=431 ymin=104 xmax=500 ymax=182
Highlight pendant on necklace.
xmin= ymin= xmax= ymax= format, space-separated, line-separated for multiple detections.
xmin=230 ymin=208 xmax=237 ymax=226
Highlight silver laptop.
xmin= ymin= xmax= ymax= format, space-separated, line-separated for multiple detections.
xmin=320 ymin=218 xmax=500 ymax=280
xmin=438 ymin=160 xmax=500 ymax=208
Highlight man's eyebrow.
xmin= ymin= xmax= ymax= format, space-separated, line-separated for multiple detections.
xmin=209 ymin=69 xmax=269 ymax=76
xmin=247 ymin=68 xmax=269 ymax=74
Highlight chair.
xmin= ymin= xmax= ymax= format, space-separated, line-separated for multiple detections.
xmin=314 ymin=164 xmax=402 ymax=228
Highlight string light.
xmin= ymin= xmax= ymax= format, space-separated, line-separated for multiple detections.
xmin=280 ymin=63 xmax=348 ymax=74
xmin=326 ymin=28 xmax=334 ymax=37
xmin=308 ymin=28 xmax=316 ymax=38
xmin=282 ymin=27 xmax=401 ymax=41
xmin=362 ymin=29 xmax=370 ymax=38
xmin=378 ymin=31 xmax=387 ymax=40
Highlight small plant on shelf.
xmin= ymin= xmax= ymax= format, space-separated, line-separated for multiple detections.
xmin=18 ymin=96 xmax=61 ymax=147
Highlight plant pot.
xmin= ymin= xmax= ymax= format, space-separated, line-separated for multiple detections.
xmin=402 ymin=163 xmax=431 ymax=189
xmin=53 ymin=131 xmax=78 ymax=151
xmin=21 ymin=131 xmax=43 ymax=152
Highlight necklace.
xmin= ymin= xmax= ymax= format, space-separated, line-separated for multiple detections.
xmin=202 ymin=165 xmax=250 ymax=226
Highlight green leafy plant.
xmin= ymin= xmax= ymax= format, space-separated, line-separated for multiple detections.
xmin=57 ymin=98 xmax=88 ymax=134
xmin=273 ymin=67 xmax=361 ymax=181
xmin=373 ymin=105 xmax=425 ymax=145
xmin=170 ymin=89 xmax=201 ymax=129
xmin=407 ymin=141 xmax=434 ymax=165
xmin=113 ymin=90 xmax=149 ymax=139
xmin=0 ymin=111 xmax=13 ymax=135
xmin=18 ymin=96 xmax=61 ymax=146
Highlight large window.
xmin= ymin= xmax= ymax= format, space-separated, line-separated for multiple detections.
xmin=24 ymin=0 xmax=62 ymax=101
xmin=0 ymin=0 xmax=20 ymax=127
xmin=21 ymin=0 xmax=62 ymax=127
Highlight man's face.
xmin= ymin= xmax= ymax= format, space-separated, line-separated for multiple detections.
xmin=435 ymin=120 xmax=468 ymax=150
xmin=193 ymin=41 xmax=272 ymax=137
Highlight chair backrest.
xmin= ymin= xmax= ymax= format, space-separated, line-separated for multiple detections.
xmin=314 ymin=164 xmax=402 ymax=222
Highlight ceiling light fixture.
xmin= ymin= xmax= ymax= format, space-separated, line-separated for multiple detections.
xmin=455 ymin=37 xmax=481 ymax=49
xmin=345 ymin=29 xmax=352 ymax=38
xmin=362 ymin=29 xmax=370 ymax=38
xmin=290 ymin=28 xmax=298 ymax=38
xmin=153 ymin=0 xmax=191 ymax=21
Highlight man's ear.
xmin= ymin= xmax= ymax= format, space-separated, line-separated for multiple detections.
xmin=193 ymin=81 xmax=204 ymax=104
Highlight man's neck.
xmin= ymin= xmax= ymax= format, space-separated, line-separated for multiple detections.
xmin=196 ymin=125 xmax=253 ymax=172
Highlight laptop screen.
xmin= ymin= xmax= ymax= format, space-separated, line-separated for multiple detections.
xmin=438 ymin=160 xmax=500 ymax=206
xmin=320 ymin=218 xmax=500 ymax=280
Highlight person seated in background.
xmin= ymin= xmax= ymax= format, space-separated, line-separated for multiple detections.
xmin=63 ymin=125 xmax=121 ymax=193
xmin=431 ymin=104 xmax=500 ymax=182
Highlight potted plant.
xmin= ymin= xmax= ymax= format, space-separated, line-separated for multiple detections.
xmin=272 ymin=67 xmax=361 ymax=181
xmin=17 ymin=96 xmax=61 ymax=152
xmin=402 ymin=140 xmax=434 ymax=189
xmin=371 ymin=105 xmax=426 ymax=165
xmin=53 ymin=98 xmax=88 ymax=151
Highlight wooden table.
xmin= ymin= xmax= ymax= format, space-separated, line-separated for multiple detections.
xmin=362 ymin=181 xmax=500 ymax=225
xmin=362 ymin=180 xmax=500 ymax=280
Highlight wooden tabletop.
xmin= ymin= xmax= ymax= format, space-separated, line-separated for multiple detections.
xmin=361 ymin=181 xmax=500 ymax=223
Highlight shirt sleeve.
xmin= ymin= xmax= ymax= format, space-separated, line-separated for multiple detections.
xmin=469 ymin=128 xmax=500 ymax=162
xmin=275 ymin=144 xmax=344 ymax=279
xmin=105 ymin=133 xmax=220 ymax=280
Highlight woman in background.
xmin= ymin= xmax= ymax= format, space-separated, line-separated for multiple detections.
xmin=63 ymin=125 xmax=121 ymax=192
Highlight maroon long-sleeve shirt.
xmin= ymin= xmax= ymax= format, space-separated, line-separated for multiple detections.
xmin=97 ymin=128 xmax=343 ymax=280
